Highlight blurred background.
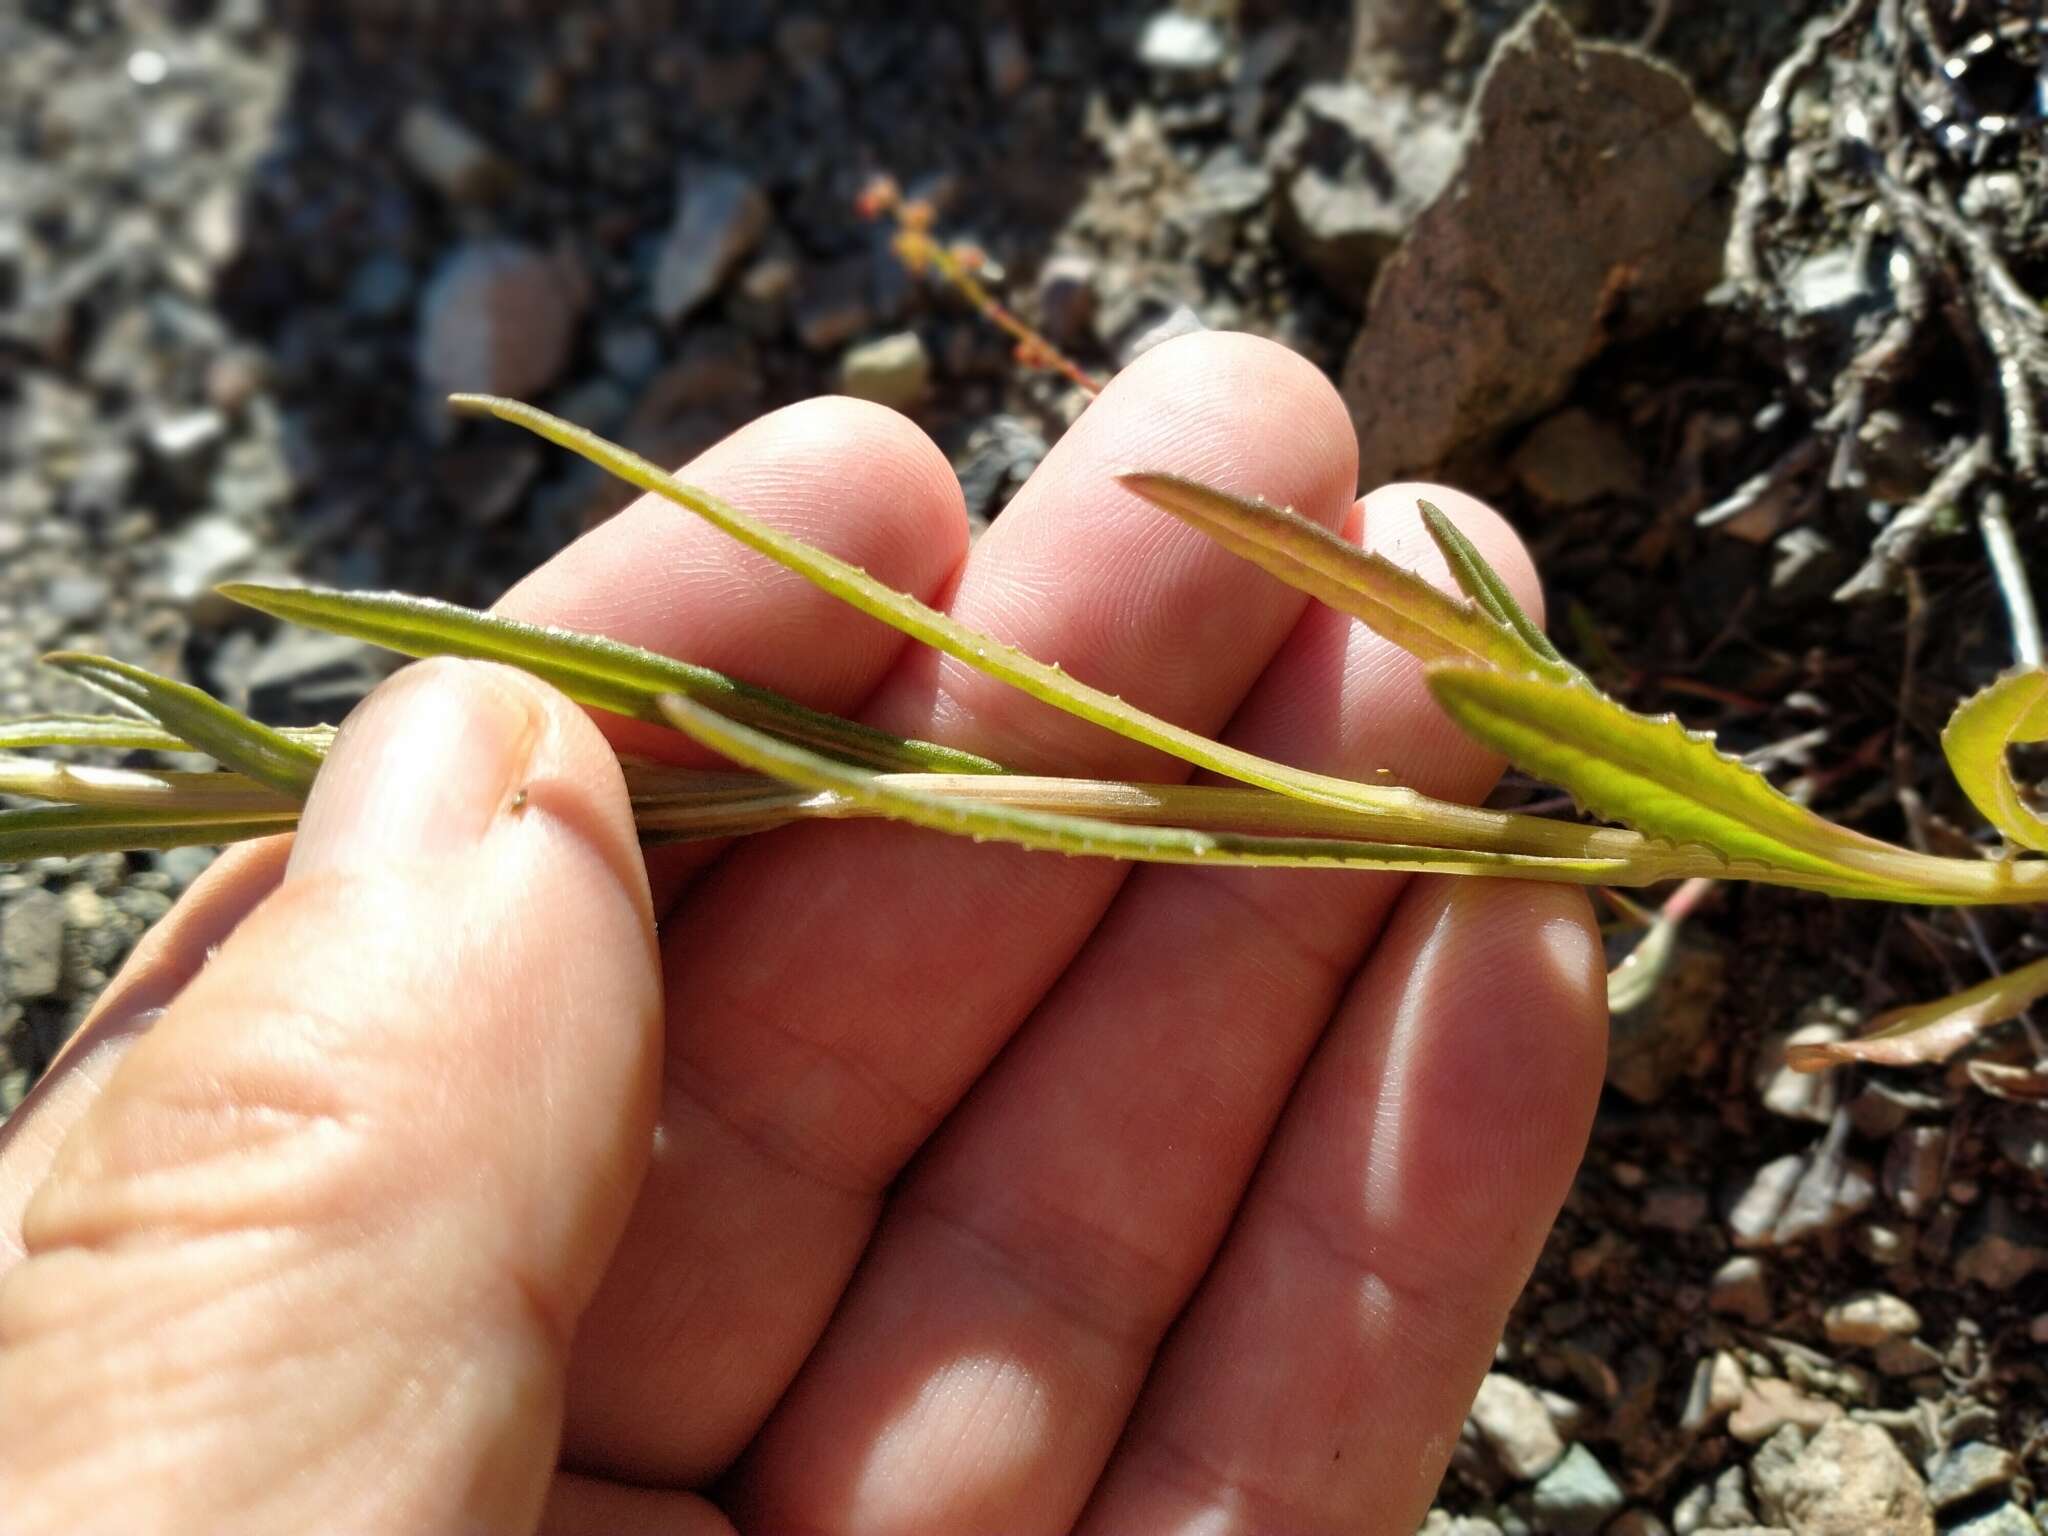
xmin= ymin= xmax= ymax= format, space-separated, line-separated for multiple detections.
xmin=5 ymin=2 xmax=2048 ymax=1530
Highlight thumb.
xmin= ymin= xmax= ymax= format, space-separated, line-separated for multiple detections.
xmin=0 ymin=659 xmax=663 ymax=1535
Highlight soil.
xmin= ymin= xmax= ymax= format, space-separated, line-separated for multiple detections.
xmin=3 ymin=2 xmax=2047 ymax=1529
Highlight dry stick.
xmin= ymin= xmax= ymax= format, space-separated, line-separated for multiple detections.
xmin=1836 ymin=433 xmax=1993 ymax=599
xmin=1980 ymin=489 xmax=2045 ymax=670
xmin=1728 ymin=0 xmax=1874 ymax=291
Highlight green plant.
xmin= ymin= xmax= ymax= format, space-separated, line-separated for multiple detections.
xmin=5 ymin=396 xmax=2046 ymax=1074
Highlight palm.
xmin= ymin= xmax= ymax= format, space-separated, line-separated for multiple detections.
xmin=518 ymin=334 xmax=1604 ymax=1534
xmin=0 ymin=333 xmax=1602 ymax=1536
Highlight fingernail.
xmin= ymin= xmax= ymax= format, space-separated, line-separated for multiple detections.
xmin=288 ymin=660 xmax=541 ymax=881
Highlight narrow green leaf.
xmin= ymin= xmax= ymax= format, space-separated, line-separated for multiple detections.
xmin=1118 ymin=472 xmax=1559 ymax=677
xmin=655 ymin=692 xmax=1635 ymax=884
xmin=0 ymin=756 xmax=298 ymax=814
xmin=1423 ymin=666 xmax=1938 ymax=897
xmin=1941 ymin=667 xmax=2048 ymax=852
xmin=1417 ymin=500 xmax=1571 ymax=670
xmin=453 ymin=394 xmax=1449 ymax=817
xmin=218 ymin=582 xmax=1001 ymax=778
xmin=0 ymin=804 xmax=297 ymax=861
xmin=40 ymin=654 xmax=323 ymax=799
xmin=0 ymin=715 xmax=196 ymax=752
xmin=1786 ymin=952 xmax=2048 ymax=1072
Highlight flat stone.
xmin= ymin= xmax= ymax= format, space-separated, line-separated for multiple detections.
xmin=1926 ymin=1442 xmax=2018 ymax=1510
xmin=1341 ymin=5 xmax=1733 ymax=484
xmin=653 ymin=164 xmax=769 ymax=326
xmin=1753 ymin=1419 xmax=1932 ymax=1536
xmin=1530 ymin=1443 xmax=1625 ymax=1536
xmin=1469 ymin=1372 xmax=1565 ymax=1480
xmin=1823 ymin=1292 xmax=1922 ymax=1348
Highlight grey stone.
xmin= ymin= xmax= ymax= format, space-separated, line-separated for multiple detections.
xmin=1136 ymin=10 xmax=1226 ymax=73
xmin=397 ymin=103 xmax=507 ymax=202
xmin=417 ymin=240 xmax=580 ymax=401
xmin=1469 ymin=1372 xmax=1566 ymax=1480
xmin=1752 ymin=1419 xmax=1932 ymax=1536
xmin=1341 ymin=5 xmax=1733 ymax=485
xmin=652 ymin=165 xmax=769 ymax=326
xmin=954 ymin=414 xmax=1049 ymax=523
xmin=837 ymin=331 xmax=929 ymax=412
xmin=1 ymin=889 xmax=63 ymax=1003
xmin=1822 ymin=1292 xmax=1921 ymax=1348
xmin=1927 ymin=1442 xmax=2018 ymax=1511
xmin=44 ymin=572 xmax=109 ymax=624
xmin=1529 ymin=1443 xmax=1625 ymax=1536
xmin=1272 ymin=80 xmax=1460 ymax=298
xmin=161 ymin=513 xmax=259 ymax=604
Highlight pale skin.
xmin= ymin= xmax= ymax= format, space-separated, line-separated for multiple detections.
xmin=0 ymin=332 xmax=1606 ymax=1534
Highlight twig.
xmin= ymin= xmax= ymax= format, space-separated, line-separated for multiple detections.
xmin=1728 ymin=0 xmax=1876 ymax=292
xmin=1979 ymin=488 xmax=2044 ymax=669
xmin=1835 ymin=432 xmax=1992 ymax=599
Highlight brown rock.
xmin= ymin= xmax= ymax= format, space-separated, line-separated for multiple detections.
xmin=1341 ymin=4 xmax=1733 ymax=487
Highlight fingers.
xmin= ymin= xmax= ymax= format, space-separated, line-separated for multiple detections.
xmin=497 ymin=396 xmax=968 ymax=768
xmin=1077 ymin=876 xmax=1606 ymax=1535
xmin=0 ymin=395 xmax=965 ymax=1260
xmin=0 ymin=839 xmax=290 ymax=1263
xmin=556 ymin=331 xmax=1361 ymax=1482
xmin=0 ymin=661 xmax=662 ymax=1535
xmin=728 ymin=489 xmax=1540 ymax=1532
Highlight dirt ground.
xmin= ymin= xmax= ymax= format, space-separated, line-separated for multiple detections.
xmin=3 ymin=2 xmax=2047 ymax=1530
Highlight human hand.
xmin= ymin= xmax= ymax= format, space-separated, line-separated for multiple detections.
xmin=0 ymin=333 xmax=1606 ymax=1534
